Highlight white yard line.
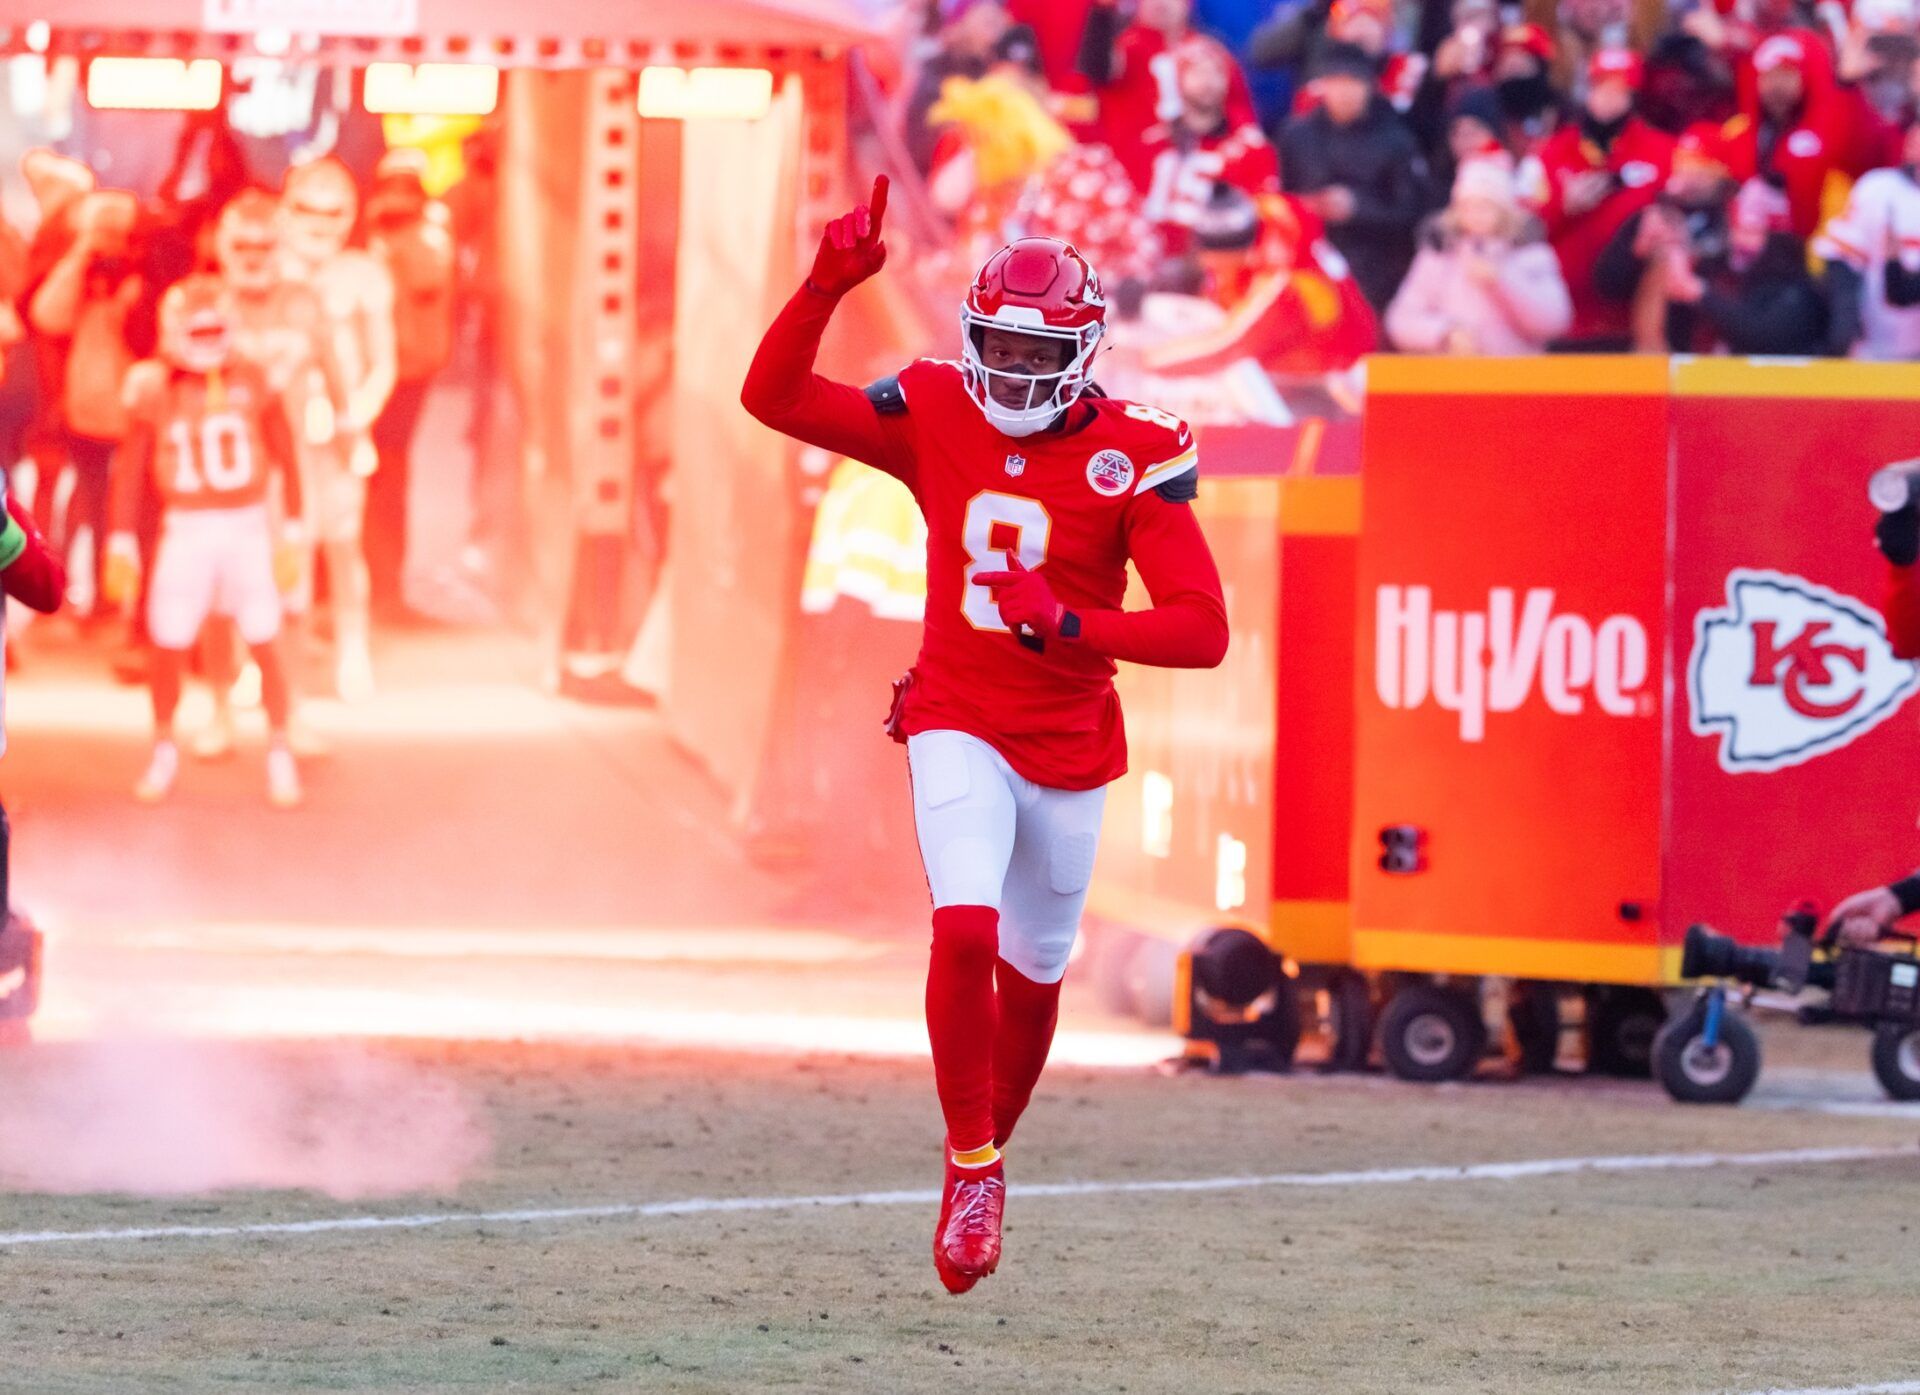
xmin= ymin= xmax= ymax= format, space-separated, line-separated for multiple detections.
xmin=0 ymin=1143 xmax=1908 ymax=1250
xmin=1727 ymin=1384 xmax=1920 ymax=1395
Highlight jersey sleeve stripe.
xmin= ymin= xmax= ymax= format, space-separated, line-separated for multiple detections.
xmin=1136 ymin=446 xmax=1198 ymax=494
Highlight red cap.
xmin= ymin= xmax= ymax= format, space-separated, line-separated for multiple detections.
xmin=1752 ymin=32 xmax=1809 ymax=72
xmin=1497 ymin=22 xmax=1556 ymax=63
xmin=1673 ymin=119 xmax=1756 ymax=180
xmin=1587 ymin=46 xmax=1645 ymax=90
xmin=1329 ymin=0 xmax=1392 ymax=25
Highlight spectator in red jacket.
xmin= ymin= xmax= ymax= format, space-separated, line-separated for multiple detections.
xmin=1138 ymin=34 xmax=1282 ymax=253
xmin=1142 ymin=191 xmax=1380 ymax=376
xmin=1523 ymin=47 xmax=1676 ymax=347
xmin=1724 ymin=30 xmax=1893 ymax=237
xmin=1081 ymin=0 xmax=1261 ymax=191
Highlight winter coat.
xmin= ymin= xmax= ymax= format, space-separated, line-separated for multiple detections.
xmin=1276 ymin=96 xmax=1428 ymax=310
xmin=1384 ymin=217 xmax=1573 ymax=355
xmin=1693 ymin=232 xmax=1830 ymax=356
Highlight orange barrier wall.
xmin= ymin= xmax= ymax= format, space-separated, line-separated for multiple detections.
xmin=1093 ymin=469 xmax=1358 ymax=968
xmin=1353 ymin=357 xmax=1920 ymax=986
xmin=1096 ymin=357 xmax=1920 ymax=995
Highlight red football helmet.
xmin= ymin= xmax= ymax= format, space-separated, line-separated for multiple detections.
xmin=960 ymin=238 xmax=1107 ymax=438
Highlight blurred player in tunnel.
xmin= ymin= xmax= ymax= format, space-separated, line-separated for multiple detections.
xmin=106 ymin=276 xmax=307 ymax=808
xmin=209 ymin=189 xmax=357 ymax=756
xmin=364 ymin=148 xmax=456 ymax=622
xmin=278 ymin=157 xmax=396 ymax=702
xmin=743 ymin=178 xmax=1229 ymax=1295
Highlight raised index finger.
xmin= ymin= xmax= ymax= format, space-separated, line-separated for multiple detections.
xmin=868 ymin=174 xmax=889 ymax=236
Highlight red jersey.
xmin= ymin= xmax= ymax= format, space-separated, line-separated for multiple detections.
xmin=1138 ymin=120 xmax=1282 ymax=253
xmin=742 ymin=287 xmax=1228 ymax=791
xmin=1724 ymin=95 xmax=1895 ymax=239
xmin=1525 ymin=118 xmax=1676 ymax=341
xmin=115 ymin=360 xmax=300 ymax=529
xmin=1101 ymin=25 xmax=1261 ymax=192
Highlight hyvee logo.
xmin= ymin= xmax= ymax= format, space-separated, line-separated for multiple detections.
xmin=1690 ymin=569 xmax=1919 ymax=773
xmin=1375 ymin=586 xmax=1652 ymax=742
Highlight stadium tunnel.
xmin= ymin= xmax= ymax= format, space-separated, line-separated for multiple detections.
xmin=0 ymin=0 xmax=876 ymax=814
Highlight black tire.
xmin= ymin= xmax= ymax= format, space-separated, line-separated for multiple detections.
xmin=1508 ymin=981 xmax=1561 ymax=1075
xmin=1588 ymin=986 xmax=1666 ymax=1078
xmin=1652 ymin=1000 xmax=1760 ymax=1104
xmin=1870 ymin=1023 xmax=1920 ymax=1101
xmin=1379 ymin=983 xmax=1487 ymax=1083
xmin=1321 ymin=969 xmax=1374 ymax=1072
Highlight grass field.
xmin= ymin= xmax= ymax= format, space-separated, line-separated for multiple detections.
xmin=2 ymin=1034 xmax=1917 ymax=1395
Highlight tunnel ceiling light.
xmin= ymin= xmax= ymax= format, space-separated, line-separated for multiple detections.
xmin=638 ymin=66 xmax=773 ymax=122
xmin=363 ymin=62 xmax=499 ymax=116
xmin=87 ymin=58 xmax=223 ymax=112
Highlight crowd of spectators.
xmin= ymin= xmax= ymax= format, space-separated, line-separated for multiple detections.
xmin=888 ymin=0 xmax=1920 ymax=365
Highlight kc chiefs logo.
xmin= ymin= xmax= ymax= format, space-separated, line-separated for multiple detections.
xmin=1690 ymin=570 xmax=1920 ymax=773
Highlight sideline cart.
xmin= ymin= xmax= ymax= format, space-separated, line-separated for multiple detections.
xmin=1091 ymin=356 xmax=1920 ymax=1085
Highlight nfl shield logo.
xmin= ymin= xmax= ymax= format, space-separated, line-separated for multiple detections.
xmin=1004 ymin=453 xmax=1026 ymax=477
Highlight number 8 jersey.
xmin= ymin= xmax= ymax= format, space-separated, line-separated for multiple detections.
xmin=868 ymin=357 xmax=1211 ymax=791
xmin=120 ymin=359 xmax=299 ymax=517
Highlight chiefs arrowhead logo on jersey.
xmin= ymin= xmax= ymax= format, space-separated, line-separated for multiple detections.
xmin=1005 ymin=453 xmax=1026 ymax=478
xmin=1689 ymin=569 xmax=1920 ymax=773
xmin=1086 ymin=449 xmax=1134 ymax=497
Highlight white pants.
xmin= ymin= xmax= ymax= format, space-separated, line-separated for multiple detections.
xmin=907 ymin=729 xmax=1107 ymax=984
xmin=148 ymin=505 xmax=282 ymax=651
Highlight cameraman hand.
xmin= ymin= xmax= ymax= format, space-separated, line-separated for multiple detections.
xmin=1829 ymin=885 xmax=1903 ymax=946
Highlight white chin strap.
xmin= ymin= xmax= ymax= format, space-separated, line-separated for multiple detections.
xmin=960 ymin=314 xmax=1101 ymax=439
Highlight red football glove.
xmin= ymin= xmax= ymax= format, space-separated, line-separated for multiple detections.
xmin=976 ymin=555 xmax=1067 ymax=643
xmin=807 ymin=175 xmax=889 ymax=298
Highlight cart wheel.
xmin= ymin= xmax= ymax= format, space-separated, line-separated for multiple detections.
xmin=1508 ymin=981 xmax=1561 ymax=1075
xmin=1588 ymin=986 xmax=1666 ymax=1078
xmin=1652 ymin=1000 xmax=1760 ymax=1104
xmin=1379 ymin=983 xmax=1487 ymax=1083
xmin=1870 ymin=1024 xmax=1920 ymax=1101
xmin=1321 ymin=969 xmax=1374 ymax=1072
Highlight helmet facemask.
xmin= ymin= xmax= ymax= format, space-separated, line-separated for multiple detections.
xmin=959 ymin=311 xmax=1104 ymax=438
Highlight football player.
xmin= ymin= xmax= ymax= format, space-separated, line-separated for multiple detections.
xmin=742 ymin=178 xmax=1229 ymax=1294
xmin=106 ymin=276 xmax=307 ymax=808
xmin=278 ymin=157 xmax=397 ymax=702
xmin=207 ymin=188 xmax=359 ymax=757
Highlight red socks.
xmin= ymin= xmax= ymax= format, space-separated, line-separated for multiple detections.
xmin=992 ymin=958 xmax=1062 ymax=1148
xmin=926 ymin=905 xmax=1000 ymax=1153
xmin=926 ymin=906 xmax=1068 ymax=1153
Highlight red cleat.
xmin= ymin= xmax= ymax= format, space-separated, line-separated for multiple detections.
xmin=932 ymin=1153 xmax=1005 ymax=1294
